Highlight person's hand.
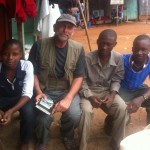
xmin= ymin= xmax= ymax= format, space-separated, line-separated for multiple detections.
xmin=89 ymin=96 xmax=102 ymax=108
xmin=53 ymin=96 xmax=73 ymax=113
xmin=127 ymin=96 xmax=143 ymax=113
xmin=0 ymin=109 xmax=13 ymax=125
xmin=102 ymin=93 xmax=115 ymax=108
xmin=35 ymin=93 xmax=47 ymax=102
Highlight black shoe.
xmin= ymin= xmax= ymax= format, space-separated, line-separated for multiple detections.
xmin=104 ymin=115 xmax=113 ymax=136
xmin=63 ymin=137 xmax=78 ymax=150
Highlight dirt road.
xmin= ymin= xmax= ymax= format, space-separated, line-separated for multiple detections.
xmin=0 ymin=22 xmax=150 ymax=150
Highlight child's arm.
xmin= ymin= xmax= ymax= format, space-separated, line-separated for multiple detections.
xmin=34 ymin=74 xmax=47 ymax=102
xmin=0 ymin=96 xmax=30 ymax=125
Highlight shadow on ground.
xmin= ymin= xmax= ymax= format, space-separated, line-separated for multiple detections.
xmin=0 ymin=108 xmax=147 ymax=150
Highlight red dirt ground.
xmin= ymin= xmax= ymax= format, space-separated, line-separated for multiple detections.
xmin=0 ymin=22 xmax=150 ymax=150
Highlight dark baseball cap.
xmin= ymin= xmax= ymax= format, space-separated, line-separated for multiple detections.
xmin=56 ymin=14 xmax=77 ymax=26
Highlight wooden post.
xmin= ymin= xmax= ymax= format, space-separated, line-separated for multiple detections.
xmin=116 ymin=4 xmax=118 ymax=26
xmin=78 ymin=0 xmax=92 ymax=51
xmin=17 ymin=23 xmax=25 ymax=58
xmin=121 ymin=4 xmax=123 ymax=23
xmin=146 ymin=1 xmax=149 ymax=24
xmin=86 ymin=0 xmax=89 ymax=22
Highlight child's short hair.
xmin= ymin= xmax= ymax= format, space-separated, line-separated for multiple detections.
xmin=0 ymin=39 xmax=24 ymax=60
xmin=1 ymin=39 xmax=24 ymax=58
xmin=133 ymin=34 xmax=150 ymax=45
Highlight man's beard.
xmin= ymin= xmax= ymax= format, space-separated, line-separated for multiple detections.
xmin=55 ymin=33 xmax=69 ymax=41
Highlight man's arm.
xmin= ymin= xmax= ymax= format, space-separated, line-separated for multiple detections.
xmin=79 ymin=56 xmax=102 ymax=108
xmin=66 ymin=77 xmax=83 ymax=99
xmin=127 ymin=88 xmax=150 ymax=113
xmin=103 ymin=55 xmax=124 ymax=108
xmin=28 ymin=41 xmax=41 ymax=74
xmin=110 ymin=56 xmax=124 ymax=93
xmin=80 ymin=79 xmax=93 ymax=98
xmin=28 ymin=41 xmax=46 ymax=101
xmin=54 ymin=76 xmax=83 ymax=112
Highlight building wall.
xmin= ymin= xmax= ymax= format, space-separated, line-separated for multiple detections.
xmin=124 ymin=0 xmax=138 ymax=20
xmin=89 ymin=0 xmax=111 ymax=17
xmin=138 ymin=0 xmax=150 ymax=20
xmin=89 ymin=0 xmax=138 ymax=20
xmin=12 ymin=18 xmax=34 ymax=47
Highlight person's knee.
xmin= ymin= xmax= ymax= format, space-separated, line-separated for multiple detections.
xmin=81 ymin=99 xmax=93 ymax=115
xmin=20 ymin=99 xmax=36 ymax=118
xmin=116 ymin=103 xmax=127 ymax=117
xmin=20 ymin=106 xmax=36 ymax=125
xmin=36 ymin=112 xmax=53 ymax=128
xmin=112 ymin=96 xmax=127 ymax=117
xmin=65 ymin=95 xmax=82 ymax=124
xmin=68 ymin=111 xmax=81 ymax=126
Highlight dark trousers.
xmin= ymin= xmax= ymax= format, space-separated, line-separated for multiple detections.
xmin=0 ymin=96 xmax=36 ymax=144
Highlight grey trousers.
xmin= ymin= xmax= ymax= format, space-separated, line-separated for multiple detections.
xmin=78 ymin=90 xmax=129 ymax=150
xmin=35 ymin=91 xmax=82 ymax=145
xmin=119 ymin=85 xmax=150 ymax=105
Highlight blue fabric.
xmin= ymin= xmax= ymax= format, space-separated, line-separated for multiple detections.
xmin=0 ymin=61 xmax=35 ymax=144
xmin=0 ymin=95 xmax=36 ymax=144
xmin=121 ymin=54 xmax=150 ymax=90
xmin=0 ymin=61 xmax=25 ymax=97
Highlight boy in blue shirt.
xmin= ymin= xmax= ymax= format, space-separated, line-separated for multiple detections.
xmin=119 ymin=34 xmax=150 ymax=124
xmin=0 ymin=39 xmax=35 ymax=150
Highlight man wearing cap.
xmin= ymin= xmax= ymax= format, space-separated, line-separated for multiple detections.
xmin=29 ymin=14 xmax=85 ymax=150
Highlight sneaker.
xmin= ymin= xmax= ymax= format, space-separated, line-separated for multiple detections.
xmin=104 ymin=115 xmax=113 ymax=136
xmin=63 ymin=137 xmax=78 ymax=150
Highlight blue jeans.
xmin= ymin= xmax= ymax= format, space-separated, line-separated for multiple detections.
xmin=35 ymin=91 xmax=81 ymax=145
xmin=0 ymin=96 xmax=36 ymax=144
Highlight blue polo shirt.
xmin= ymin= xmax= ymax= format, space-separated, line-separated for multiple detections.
xmin=121 ymin=54 xmax=150 ymax=90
